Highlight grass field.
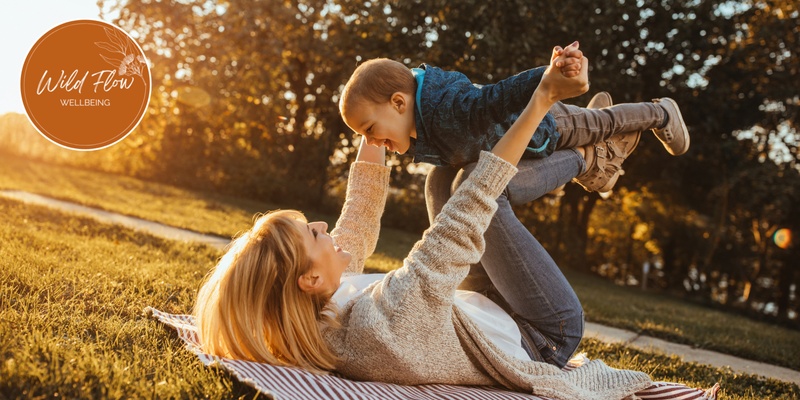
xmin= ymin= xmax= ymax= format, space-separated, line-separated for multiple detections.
xmin=1 ymin=153 xmax=798 ymax=398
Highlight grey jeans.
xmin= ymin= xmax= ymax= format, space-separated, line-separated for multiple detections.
xmin=551 ymin=101 xmax=666 ymax=149
xmin=425 ymin=150 xmax=586 ymax=368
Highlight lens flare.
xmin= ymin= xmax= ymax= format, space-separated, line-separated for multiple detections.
xmin=774 ymin=228 xmax=792 ymax=249
xmin=175 ymin=86 xmax=211 ymax=107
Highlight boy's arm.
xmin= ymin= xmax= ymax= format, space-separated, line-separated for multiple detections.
xmin=330 ymin=139 xmax=390 ymax=274
xmin=474 ymin=42 xmax=582 ymax=123
xmin=428 ymin=44 xmax=582 ymax=165
xmin=491 ymin=44 xmax=586 ymax=163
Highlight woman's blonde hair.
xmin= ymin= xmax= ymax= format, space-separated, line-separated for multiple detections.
xmin=194 ymin=210 xmax=338 ymax=374
xmin=339 ymin=58 xmax=416 ymax=117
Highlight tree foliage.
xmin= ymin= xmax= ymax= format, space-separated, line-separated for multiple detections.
xmin=1 ymin=0 xmax=796 ymax=321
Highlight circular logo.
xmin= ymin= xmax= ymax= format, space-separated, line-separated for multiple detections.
xmin=20 ymin=20 xmax=151 ymax=151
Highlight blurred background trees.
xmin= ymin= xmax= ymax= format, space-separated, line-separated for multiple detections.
xmin=1 ymin=0 xmax=797 ymax=323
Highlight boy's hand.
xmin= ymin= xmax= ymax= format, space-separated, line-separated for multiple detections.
xmin=553 ymin=41 xmax=583 ymax=78
xmin=539 ymin=43 xmax=590 ymax=103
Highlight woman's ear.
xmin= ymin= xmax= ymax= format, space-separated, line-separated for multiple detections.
xmin=297 ymin=272 xmax=323 ymax=294
xmin=390 ymin=92 xmax=408 ymax=114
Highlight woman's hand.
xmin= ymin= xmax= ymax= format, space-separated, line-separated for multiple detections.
xmin=554 ymin=41 xmax=583 ymax=78
xmin=490 ymin=42 xmax=589 ymax=165
xmin=537 ymin=42 xmax=590 ymax=104
xmin=355 ymin=135 xmax=386 ymax=165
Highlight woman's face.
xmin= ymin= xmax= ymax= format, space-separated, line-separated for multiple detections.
xmin=295 ymin=220 xmax=351 ymax=296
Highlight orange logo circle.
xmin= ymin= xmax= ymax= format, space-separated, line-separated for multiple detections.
xmin=20 ymin=20 xmax=151 ymax=151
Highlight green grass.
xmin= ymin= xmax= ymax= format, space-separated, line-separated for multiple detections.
xmin=567 ymin=271 xmax=800 ymax=371
xmin=0 ymin=197 xmax=264 ymax=398
xmin=0 ymin=153 xmax=265 ymax=239
xmin=577 ymin=338 xmax=798 ymax=400
xmin=1 ymin=153 xmax=799 ymax=398
xmin=0 ymin=196 xmax=797 ymax=399
xmin=0 ymin=152 xmax=415 ymax=274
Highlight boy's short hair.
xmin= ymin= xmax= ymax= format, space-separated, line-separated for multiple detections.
xmin=339 ymin=58 xmax=416 ymax=116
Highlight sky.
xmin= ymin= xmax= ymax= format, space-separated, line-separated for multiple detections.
xmin=0 ymin=0 xmax=113 ymax=114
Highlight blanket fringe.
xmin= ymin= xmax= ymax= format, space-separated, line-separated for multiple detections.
xmin=704 ymin=382 xmax=721 ymax=399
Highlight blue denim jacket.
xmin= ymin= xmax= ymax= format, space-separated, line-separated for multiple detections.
xmin=410 ymin=64 xmax=559 ymax=168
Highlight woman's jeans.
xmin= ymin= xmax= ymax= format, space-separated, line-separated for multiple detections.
xmin=425 ymin=149 xmax=586 ymax=368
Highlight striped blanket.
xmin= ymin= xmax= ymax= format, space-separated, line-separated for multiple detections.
xmin=146 ymin=307 xmax=719 ymax=400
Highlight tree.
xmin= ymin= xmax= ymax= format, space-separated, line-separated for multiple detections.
xmin=101 ymin=0 xmax=360 ymax=206
xmin=45 ymin=0 xmax=791 ymax=320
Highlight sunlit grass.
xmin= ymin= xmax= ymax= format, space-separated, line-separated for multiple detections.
xmin=578 ymin=338 xmax=798 ymax=400
xmin=1 ymin=196 xmax=797 ymax=399
xmin=0 ymin=197 xmax=266 ymax=399
xmin=0 ymin=152 xmax=800 ymax=398
xmin=567 ymin=271 xmax=800 ymax=371
xmin=0 ymin=152 xmax=262 ymax=238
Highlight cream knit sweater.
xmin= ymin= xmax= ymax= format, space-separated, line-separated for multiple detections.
xmin=325 ymin=151 xmax=652 ymax=400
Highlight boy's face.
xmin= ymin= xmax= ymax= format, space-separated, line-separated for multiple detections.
xmin=343 ymin=93 xmax=416 ymax=154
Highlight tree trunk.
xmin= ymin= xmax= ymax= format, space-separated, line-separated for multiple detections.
xmin=663 ymin=234 xmax=686 ymax=290
xmin=775 ymin=247 xmax=796 ymax=321
xmin=556 ymin=185 xmax=598 ymax=272
xmin=311 ymin=114 xmax=344 ymax=207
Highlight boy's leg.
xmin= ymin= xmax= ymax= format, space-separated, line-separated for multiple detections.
xmin=551 ymin=100 xmax=664 ymax=149
xmin=553 ymin=98 xmax=690 ymax=156
xmin=452 ymin=150 xmax=587 ymax=368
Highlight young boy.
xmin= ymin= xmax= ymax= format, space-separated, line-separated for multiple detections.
xmin=338 ymin=43 xmax=689 ymax=192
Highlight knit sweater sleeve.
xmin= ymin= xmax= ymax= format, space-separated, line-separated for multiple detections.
xmin=374 ymin=151 xmax=517 ymax=313
xmin=330 ymin=161 xmax=391 ymax=275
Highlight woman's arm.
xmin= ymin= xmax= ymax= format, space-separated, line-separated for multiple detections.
xmin=330 ymin=139 xmax=391 ymax=275
xmin=355 ymin=135 xmax=385 ymax=164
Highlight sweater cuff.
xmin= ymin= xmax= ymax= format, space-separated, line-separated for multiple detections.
xmin=471 ymin=151 xmax=518 ymax=196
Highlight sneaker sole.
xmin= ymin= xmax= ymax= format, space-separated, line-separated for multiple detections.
xmin=587 ymin=91 xmax=612 ymax=109
xmin=660 ymin=97 xmax=690 ymax=156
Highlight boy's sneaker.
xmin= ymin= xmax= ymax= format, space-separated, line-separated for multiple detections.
xmin=652 ymin=97 xmax=690 ymax=156
xmin=547 ymin=92 xmax=613 ymax=197
xmin=572 ymin=92 xmax=641 ymax=193
xmin=587 ymin=91 xmax=612 ymax=109
xmin=574 ymin=130 xmax=641 ymax=192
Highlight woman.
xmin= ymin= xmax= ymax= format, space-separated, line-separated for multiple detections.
xmin=194 ymin=47 xmax=652 ymax=400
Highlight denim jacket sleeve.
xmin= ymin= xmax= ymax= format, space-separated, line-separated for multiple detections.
xmin=479 ymin=66 xmax=547 ymax=118
xmin=413 ymin=66 xmax=559 ymax=168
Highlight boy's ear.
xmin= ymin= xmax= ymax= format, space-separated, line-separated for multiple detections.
xmin=390 ymin=92 xmax=408 ymax=114
xmin=297 ymin=271 xmax=323 ymax=294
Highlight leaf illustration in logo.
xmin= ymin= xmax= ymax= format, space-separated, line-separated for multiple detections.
xmin=96 ymin=26 xmax=146 ymax=81
xmin=94 ymin=41 xmax=118 ymax=54
xmin=99 ymin=54 xmax=124 ymax=69
xmin=104 ymin=27 xmax=126 ymax=51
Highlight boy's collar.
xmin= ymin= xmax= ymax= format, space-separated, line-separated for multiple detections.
xmin=410 ymin=67 xmax=426 ymax=122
